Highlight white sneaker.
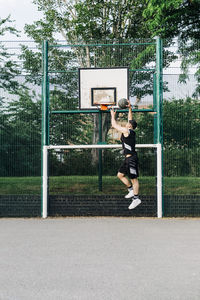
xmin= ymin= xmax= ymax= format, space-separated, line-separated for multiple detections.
xmin=128 ymin=198 xmax=141 ymax=210
xmin=125 ymin=189 xmax=134 ymax=199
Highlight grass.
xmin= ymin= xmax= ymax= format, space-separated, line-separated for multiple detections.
xmin=0 ymin=176 xmax=199 ymax=195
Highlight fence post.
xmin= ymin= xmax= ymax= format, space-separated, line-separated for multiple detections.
xmin=156 ymin=37 xmax=163 ymax=218
xmin=41 ymin=40 xmax=49 ymax=218
xmin=98 ymin=110 xmax=103 ymax=191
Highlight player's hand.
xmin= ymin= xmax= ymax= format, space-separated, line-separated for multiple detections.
xmin=126 ymin=99 xmax=131 ymax=108
xmin=110 ymin=107 xmax=116 ymax=118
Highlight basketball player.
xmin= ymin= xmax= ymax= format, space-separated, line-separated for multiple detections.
xmin=110 ymin=100 xmax=141 ymax=209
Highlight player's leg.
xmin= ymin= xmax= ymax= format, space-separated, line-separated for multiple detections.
xmin=117 ymin=159 xmax=134 ymax=197
xmin=117 ymin=171 xmax=134 ymax=198
xmin=123 ymin=156 xmax=138 ymax=199
xmin=127 ymin=155 xmax=141 ymax=209
xmin=129 ymin=178 xmax=141 ymax=209
xmin=117 ymin=172 xmax=131 ymax=187
xmin=131 ymin=178 xmax=139 ymax=196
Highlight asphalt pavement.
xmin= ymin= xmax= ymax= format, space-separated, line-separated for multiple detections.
xmin=0 ymin=217 xmax=200 ymax=300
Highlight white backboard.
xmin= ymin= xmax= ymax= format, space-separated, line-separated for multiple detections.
xmin=79 ymin=67 xmax=129 ymax=109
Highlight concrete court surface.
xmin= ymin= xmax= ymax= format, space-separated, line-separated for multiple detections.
xmin=0 ymin=217 xmax=200 ymax=300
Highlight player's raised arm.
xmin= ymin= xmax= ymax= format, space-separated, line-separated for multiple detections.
xmin=127 ymin=100 xmax=133 ymax=121
xmin=110 ymin=108 xmax=128 ymax=135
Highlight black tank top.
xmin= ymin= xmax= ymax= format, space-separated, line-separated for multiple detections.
xmin=121 ymin=129 xmax=136 ymax=155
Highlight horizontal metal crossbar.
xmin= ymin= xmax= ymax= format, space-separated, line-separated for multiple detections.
xmin=49 ymin=42 xmax=155 ymax=48
xmin=48 ymin=68 xmax=155 ymax=73
xmin=46 ymin=144 xmax=157 ymax=150
xmin=51 ymin=109 xmax=155 ymax=114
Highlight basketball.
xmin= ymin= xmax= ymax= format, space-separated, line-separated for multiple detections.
xmin=118 ymin=98 xmax=128 ymax=109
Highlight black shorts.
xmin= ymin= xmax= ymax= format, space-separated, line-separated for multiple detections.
xmin=118 ymin=153 xmax=139 ymax=179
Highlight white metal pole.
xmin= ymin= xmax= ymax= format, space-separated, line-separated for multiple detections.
xmin=47 ymin=144 xmax=157 ymax=150
xmin=42 ymin=146 xmax=48 ymax=218
xmin=157 ymin=143 xmax=162 ymax=218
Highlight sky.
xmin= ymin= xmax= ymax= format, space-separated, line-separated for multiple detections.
xmin=1 ymin=0 xmax=43 ymax=40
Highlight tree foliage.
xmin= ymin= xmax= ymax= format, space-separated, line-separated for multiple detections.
xmin=143 ymin=0 xmax=200 ymax=95
xmin=0 ymin=16 xmax=20 ymax=103
xmin=0 ymin=89 xmax=41 ymax=176
xmin=163 ymin=97 xmax=200 ymax=149
xmin=143 ymin=0 xmax=200 ymax=40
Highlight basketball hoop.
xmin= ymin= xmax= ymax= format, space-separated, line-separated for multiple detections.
xmin=97 ymin=104 xmax=116 ymax=111
xmin=100 ymin=104 xmax=109 ymax=111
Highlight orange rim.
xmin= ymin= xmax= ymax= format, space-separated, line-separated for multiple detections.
xmin=100 ymin=104 xmax=109 ymax=111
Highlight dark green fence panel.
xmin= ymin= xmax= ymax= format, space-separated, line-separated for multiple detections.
xmin=0 ymin=40 xmax=199 ymax=217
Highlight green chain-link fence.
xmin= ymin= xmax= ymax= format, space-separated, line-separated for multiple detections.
xmin=0 ymin=40 xmax=199 ymax=217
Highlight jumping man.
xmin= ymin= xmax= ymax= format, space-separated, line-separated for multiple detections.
xmin=110 ymin=100 xmax=141 ymax=209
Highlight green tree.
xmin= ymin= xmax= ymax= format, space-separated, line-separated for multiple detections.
xmin=163 ymin=97 xmax=200 ymax=149
xmin=143 ymin=0 xmax=199 ymax=40
xmin=0 ymin=89 xmax=42 ymax=176
xmin=143 ymin=0 xmax=200 ymax=96
xmin=0 ymin=16 xmax=20 ymax=103
xmin=163 ymin=97 xmax=200 ymax=176
xmin=0 ymin=16 xmax=43 ymax=177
